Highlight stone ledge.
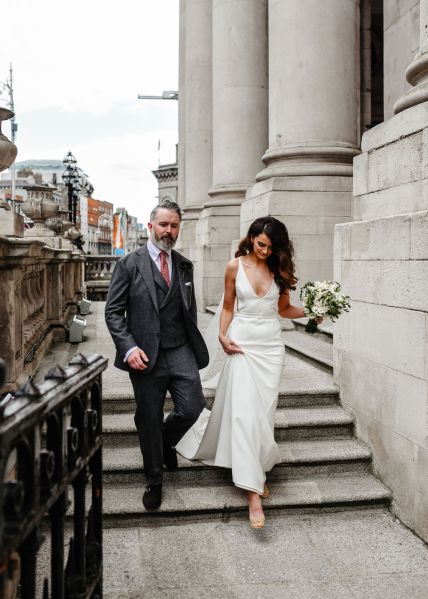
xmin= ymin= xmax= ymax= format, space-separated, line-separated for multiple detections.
xmin=361 ymin=101 xmax=428 ymax=153
xmin=336 ymin=209 xmax=428 ymax=261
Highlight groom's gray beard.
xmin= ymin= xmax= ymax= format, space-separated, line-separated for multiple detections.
xmin=151 ymin=232 xmax=177 ymax=251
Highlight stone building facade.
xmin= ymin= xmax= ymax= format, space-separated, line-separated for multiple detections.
xmin=86 ymin=197 xmax=113 ymax=255
xmin=152 ymin=144 xmax=178 ymax=204
xmin=178 ymin=0 xmax=382 ymax=307
xmin=178 ymin=0 xmax=428 ymax=542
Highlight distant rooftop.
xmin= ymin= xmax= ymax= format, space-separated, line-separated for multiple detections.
xmin=15 ymin=159 xmax=64 ymax=171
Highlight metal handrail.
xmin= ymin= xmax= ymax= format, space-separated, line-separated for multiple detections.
xmin=0 ymin=353 xmax=108 ymax=598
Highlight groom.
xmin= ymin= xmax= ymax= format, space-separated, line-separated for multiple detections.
xmin=105 ymin=200 xmax=209 ymax=510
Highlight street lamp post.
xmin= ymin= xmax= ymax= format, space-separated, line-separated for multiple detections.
xmin=62 ymin=151 xmax=81 ymax=224
xmin=72 ymin=177 xmax=81 ymax=224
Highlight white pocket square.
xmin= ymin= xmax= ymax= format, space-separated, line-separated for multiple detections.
xmin=185 ymin=282 xmax=192 ymax=287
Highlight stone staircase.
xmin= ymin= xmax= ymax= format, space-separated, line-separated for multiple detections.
xmin=101 ymin=312 xmax=391 ymax=526
xmin=282 ymin=317 xmax=333 ymax=368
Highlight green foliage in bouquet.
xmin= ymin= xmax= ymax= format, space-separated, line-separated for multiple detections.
xmin=299 ymin=281 xmax=351 ymax=334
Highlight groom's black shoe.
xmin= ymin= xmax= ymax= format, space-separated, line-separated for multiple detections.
xmin=162 ymin=439 xmax=178 ymax=470
xmin=143 ymin=484 xmax=162 ymax=510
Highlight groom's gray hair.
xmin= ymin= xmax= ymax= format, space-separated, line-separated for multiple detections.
xmin=150 ymin=199 xmax=182 ymax=222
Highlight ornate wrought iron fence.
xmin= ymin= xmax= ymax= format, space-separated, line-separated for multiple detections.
xmin=0 ymin=353 xmax=107 ymax=598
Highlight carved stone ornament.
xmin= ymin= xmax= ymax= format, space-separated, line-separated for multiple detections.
xmin=0 ymin=107 xmax=17 ymax=172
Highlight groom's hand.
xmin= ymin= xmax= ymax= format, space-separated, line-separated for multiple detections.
xmin=127 ymin=348 xmax=149 ymax=370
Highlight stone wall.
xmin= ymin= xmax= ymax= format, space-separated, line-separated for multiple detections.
xmin=334 ymin=101 xmax=428 ymax=542
xmin=0 ymin=237 xmax=85 ymax=391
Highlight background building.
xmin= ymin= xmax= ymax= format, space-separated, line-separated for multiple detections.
xmin=86 ymin=198 xmax=113 ymax=255
xmin=13 ymin=159 xmax=64 ymax=185
xmin=127 ymin=214 xmax=138 ymax=253
xmin=152 ymin=144 xmax=178 ymax=204
xmin=112 ymin=207 xmax=143 ymax=255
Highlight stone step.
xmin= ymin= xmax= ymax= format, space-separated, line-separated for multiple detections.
xmin=102 ymin=386 xmax=340 ymax=414
xmin=282 ymin=330 xmax=334 ymax=369
xmin=102 ymin=406 xmax=354 ymax=448
xmin=292 ymin=317 xmax=334 ymax=342
xmin=101 ymin=473 xmax=391 ymax=525
xmin=102 ymin=437 xmax=372 ymax=484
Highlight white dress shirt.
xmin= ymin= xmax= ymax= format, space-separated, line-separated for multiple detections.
xmin=147 ymin=239 xmax=173 ymax=282
xmin=124 ymin=240 xmax=173 ymax=363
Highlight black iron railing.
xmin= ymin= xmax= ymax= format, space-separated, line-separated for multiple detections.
xmin=0 ymin=353 xmax=107 ymax=598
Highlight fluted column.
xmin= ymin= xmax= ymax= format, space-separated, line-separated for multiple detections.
xmin=242 ymin=0 xmax=359 ymax=294
xmin=394 ymin=0 xmax=428 ymax=114
xmin=195 ymin=0 xmax=268 ymax=306
xmin=178 ymin=0 xmax=213 ymax=258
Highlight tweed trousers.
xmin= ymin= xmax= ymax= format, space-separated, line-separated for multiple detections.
xmin=129 ymin=342 xmax=205 ymax=486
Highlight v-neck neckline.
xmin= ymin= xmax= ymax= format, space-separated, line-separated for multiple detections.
xmin=239 ymin=258 xmax=275 ymax=299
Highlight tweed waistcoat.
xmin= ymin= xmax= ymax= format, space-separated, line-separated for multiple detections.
xmin=150 ymin=259 xmax=189 ymax=349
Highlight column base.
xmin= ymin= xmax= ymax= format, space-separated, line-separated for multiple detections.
xmin=175 ymin=205 xmax=203 ymax=256
xmin=207 ymin=184 xmax=248 ymax=207
xmin=242 ymin=175 xmax=353 ymax=298
xmin=257 ymin=143 xmax=360 ymax=181
xmin=194 ymin=204 xmax=241 ymax=308
xmin=394 ymin=52 xmax=428 ymax=114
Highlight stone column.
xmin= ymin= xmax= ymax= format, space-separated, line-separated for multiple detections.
xmin=242 ymin=0 xmax=360 ymax=294
xmin=195 ymin=0 xmax=268 ymax=306
xmin=177 ymin=0 xmax=186 ymax=210
xmin=394 ymin=0 xmax=428 ymax=114
xmin=177 ymin=0 xmax=213 ymax=260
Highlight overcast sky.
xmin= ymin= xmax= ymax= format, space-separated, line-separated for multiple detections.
xmin=0 ymin=0 xmax=179 ymax=224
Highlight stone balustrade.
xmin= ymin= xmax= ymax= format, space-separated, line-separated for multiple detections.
xmin=0 ymin=236 xmax=85 ymax=392
xmin=85 ymin=255 xmax=119 ymax=301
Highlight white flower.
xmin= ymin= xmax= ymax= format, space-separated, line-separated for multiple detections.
xmin=300 ymin=279 xmax=351 ymax=323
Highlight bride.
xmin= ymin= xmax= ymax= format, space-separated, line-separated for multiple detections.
xmin=176 ymin=216 xmax=312 ymax=528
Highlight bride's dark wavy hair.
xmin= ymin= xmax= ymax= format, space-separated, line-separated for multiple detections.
xmin=235 ymin=216 xmax=297 ymax=293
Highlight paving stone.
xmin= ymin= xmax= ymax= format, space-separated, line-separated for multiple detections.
xmin=103 ymin=509 xmax=428 ymax=599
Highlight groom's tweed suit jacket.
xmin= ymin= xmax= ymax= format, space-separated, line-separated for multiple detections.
xmin=105 ymin=244 xmax=209 ymax=373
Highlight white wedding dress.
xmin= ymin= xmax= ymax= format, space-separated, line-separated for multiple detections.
xmin=176 ymin=258 xmax=285 ymax=495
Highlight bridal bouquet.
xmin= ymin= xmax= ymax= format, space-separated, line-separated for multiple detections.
xmin=300 ymin=281 xmax=351 ymax=334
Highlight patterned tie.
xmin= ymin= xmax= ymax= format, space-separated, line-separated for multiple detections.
xmin=159 ymin=250 xmax=170 ymax=287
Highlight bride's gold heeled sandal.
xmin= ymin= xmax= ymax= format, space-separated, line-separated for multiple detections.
xmin=249 ymin=513 xmax=265 ymax=529
xmin=261 ymin=484 xmax=270 ymax=498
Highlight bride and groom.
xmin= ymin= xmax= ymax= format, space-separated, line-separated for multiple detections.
xmin=105 ymin=199 xmax=308 ymax=528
